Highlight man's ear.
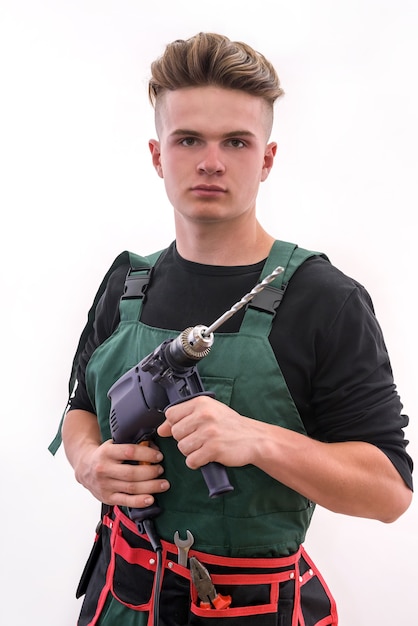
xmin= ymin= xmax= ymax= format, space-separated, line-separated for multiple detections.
xmin=149 ymin=139 xmax=163 ymax=178
xmin=261 ymin=141 xmax=277 ymax=182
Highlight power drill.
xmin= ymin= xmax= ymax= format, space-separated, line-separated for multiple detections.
xmin=107 ymin=264 xmax=284 ymax=523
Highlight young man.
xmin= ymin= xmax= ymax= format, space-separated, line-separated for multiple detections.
xmin=51 ymin=33 xmax=413 ymax=626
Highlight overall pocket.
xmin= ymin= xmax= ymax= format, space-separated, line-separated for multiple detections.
xmin=108 ymin=513 xmax=156 ymax=610
xmin=107 ymin=506 xmax=196 ymax=621
xmin=296 ymin=548 xmax=338 ymax=626
xmin=189 ymin=576 xmax=294 ymax=625
xmin=187 ymin=551 xmax=301 ymax=626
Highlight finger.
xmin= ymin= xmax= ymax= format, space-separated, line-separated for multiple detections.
xmin=157 ymin=419 xmax=173 ymax=438
xmin=107 ymin=477 xmax=170 ymax=509
xmin=164 ymin=402 xmax=192 ymax=424
xmin=170 ymin=418 xmax=197 ymax=443
xmin=116 ymin=460 xmax=165 ymax=482
xmin=93 ymin=451 xmax=165 ymax=489
xmin=108 ymin=441 xmax=164 ymax=465
xmin=114 ymin=476 xmax=170 ymax=497
xmin=136 ymin=440 xmax=159 ymax=466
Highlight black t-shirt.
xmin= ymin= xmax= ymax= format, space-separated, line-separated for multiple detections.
xmin=70 ymin=242 xmax=413 ymax=489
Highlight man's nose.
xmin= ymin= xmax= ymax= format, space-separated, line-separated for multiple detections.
xmin=197 ymin=145 xmax=226 ymax=175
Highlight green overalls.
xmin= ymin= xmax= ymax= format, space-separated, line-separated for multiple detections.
xmin=52 ymin=241 xmax=338 ymax=626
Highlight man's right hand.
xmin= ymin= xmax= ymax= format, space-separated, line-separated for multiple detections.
xmin=61 ymin=409 xmax=170 ymax=509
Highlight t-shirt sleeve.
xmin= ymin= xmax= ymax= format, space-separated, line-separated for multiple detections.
xmin=68 ymin=264 xmax=128 ymax=414
xmin=311 ymin=281 xmax=413 ymax=489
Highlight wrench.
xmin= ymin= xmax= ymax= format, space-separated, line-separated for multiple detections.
xmin=174 ymin=530 xmax=194 ymax=567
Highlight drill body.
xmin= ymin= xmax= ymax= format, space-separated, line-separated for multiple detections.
xmin=107 ymin=326 xmax=233 ymax=522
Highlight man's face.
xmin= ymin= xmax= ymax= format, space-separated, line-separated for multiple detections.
xmin=149 ymin=86 xmax=277 ymax=227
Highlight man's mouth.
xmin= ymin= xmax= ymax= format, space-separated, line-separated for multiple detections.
xmin=191 ymin=184 xmax=226 ymax=196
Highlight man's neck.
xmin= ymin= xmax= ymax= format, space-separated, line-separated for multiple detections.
xmin=174 ymin=220 xmax=275 ymax=266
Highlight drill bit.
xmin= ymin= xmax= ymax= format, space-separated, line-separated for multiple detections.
xmin=201 ymin=264 xmax=284 ymax=337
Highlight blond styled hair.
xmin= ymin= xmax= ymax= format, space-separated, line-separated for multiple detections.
xmin=148 ymin=32 xmax=284 ymax=108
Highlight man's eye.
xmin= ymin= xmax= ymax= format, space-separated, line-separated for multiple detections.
xmin=227 ymin=139 xmax=245 ymax=148
xmin=180 ymin=137 xmax=198 ymax=146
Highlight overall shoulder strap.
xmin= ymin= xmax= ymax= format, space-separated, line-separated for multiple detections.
xmin=119 ymin=249 xmax=165 ymax=321
xmin=259 ymin=240 xmax=323 ymax=284
xmin=240 ymin=240 xmax=326 ymax=333
xmin=48 ymin=249 xmax=165 ymax=455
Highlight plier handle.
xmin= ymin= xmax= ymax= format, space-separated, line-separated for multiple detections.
xmin=190 ymin=557 xmax=232 ymax=610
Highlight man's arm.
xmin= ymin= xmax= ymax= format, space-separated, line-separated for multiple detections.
xmin=159 ymin=396 xmax=412 ymax=523
xmin=254 ymin=418 xmax=412 ymax=523
xmin=62 ymin=408 xmax=170 ymax=508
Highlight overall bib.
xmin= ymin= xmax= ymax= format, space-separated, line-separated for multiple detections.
xmin=71 ymin=241 xmax=338 ymax=626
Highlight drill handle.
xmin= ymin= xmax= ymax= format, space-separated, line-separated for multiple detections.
xmin=200 ymin=461 xmax=234 ymax=497
xmin=128 ymin=503 xmax=162 ymax=525
xmin=166 ymin=393 xmax=234 ymax=498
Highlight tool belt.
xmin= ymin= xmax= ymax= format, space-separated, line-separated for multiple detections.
xmin=77 ymin=506 xmax=338 ymax=626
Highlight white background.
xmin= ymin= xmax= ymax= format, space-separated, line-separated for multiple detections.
xmin=1 ymin=1 xmax=417 ymax=624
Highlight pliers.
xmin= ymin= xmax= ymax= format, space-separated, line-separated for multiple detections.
xmin=190 ymin=556 xmax=232 ymax=610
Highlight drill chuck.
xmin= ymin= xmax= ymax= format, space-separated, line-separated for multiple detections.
xmin=167 ymin=325 xmax=214 ymax=366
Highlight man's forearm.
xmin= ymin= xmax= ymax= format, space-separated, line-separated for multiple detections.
xmin=255 ymin=424 xmax=412 ymax=523
xmin=62 ymin=409 xmax=103 ymax=479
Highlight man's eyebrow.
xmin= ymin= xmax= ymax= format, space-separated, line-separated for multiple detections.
xmin=169 ymin=129 xmax=202 ymax=137
xmin=222 ymin=130 xmax=256 ymax=139
xmin=169 ymin=129 xmax=256 ymax=138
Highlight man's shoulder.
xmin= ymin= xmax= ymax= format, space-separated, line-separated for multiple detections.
xmin=107 ymin=244 xmax=173 ymax=286
xmin=294 ymin=254 xmax=363 ymax=289
xmin=285 ymin=254 xmax=371 ymax=314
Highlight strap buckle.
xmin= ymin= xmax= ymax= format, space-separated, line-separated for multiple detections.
xmin=247 ymin=284 xmax=287 ymax=315
xmin=122 ymin=267 xmax=153 ymax=299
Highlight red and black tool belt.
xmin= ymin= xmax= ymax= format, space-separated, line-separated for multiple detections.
xmin=77 ymin=506 xmax=338 ymax=626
